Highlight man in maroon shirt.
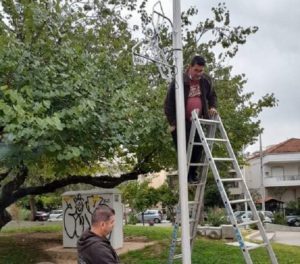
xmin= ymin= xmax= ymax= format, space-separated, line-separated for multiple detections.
xmin=164 ymin=55 xmax=217 ymax=183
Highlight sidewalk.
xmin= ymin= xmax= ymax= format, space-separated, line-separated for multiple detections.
xmin=247 ymin=230 xmax=300 ymax=246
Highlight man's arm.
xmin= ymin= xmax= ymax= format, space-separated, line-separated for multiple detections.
xmin=204 ymin=75 xmax=217 ymax=117
xmin=164 ymin=80 xmax=176 ymax=128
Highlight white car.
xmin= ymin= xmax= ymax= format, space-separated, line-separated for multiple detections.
xmin=239 ymin=211 xmax=273 ymax=223
xmin=48 ymin=209 xmax=63 ymax=222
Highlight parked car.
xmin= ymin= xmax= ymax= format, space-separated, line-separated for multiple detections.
xmin=287 ymin=216 xmax=300 ymax=227
xmin=259 ymin=211 xmax=274 ymax=223
xmin=136 ymin=209 xmax=162 ymax=223
xmin=35 ymin=211 xmax=49 ymax=221
xmin=49 ymin=209 xmax=63 ymax=218
xmin=236 ymin=211 xmax=273 ymax=224
xmin=48 ymin=213 xmax=63 ymax=222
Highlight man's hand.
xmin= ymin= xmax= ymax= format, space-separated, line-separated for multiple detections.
xmin=169 ymin=125 xmax=176 ymax=132
xmin=208 ymin=107 xmax=218 ymax=118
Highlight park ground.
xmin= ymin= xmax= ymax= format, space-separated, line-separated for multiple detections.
xmin=1 ymin=223 xmax=300 ymax=264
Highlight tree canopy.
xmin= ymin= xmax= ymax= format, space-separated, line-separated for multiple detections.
xmin=0 ymin=0 xmax=276 ymax=228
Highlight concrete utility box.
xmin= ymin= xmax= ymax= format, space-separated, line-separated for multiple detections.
xmin=62 ymin=189 xmax=123 ymax=249
xmin=221 ymin=225 xmax=234 ymax=239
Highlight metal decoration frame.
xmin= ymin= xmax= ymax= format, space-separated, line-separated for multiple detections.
xmin=132 ymin=1 xmax=173 ymax=81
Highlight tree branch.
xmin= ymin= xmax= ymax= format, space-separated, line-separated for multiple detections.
xmin=12 ymin=169 xmax=142 ymax=201
xmin=0 ymin=169 xmax=11 ymax=182
xmin=1 ymin=165 xmax=28 ymax=199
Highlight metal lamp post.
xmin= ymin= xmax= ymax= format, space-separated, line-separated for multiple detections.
xmin=173 ymin=0 xmax=192 ymax=263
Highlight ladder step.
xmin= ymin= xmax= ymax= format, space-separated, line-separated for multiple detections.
xmin=176 ymin=235 xmax=196 ymax=243
xmin=173 ymin=254 xmax=182 ymax=259
xmin=221 ymin=178 xmax=243 ymax=182
xmin=188 ymin=201 xmax=199 ymax=205
xmin=189 ymin=163 xmax=209 ymax=166
xmin=213 ymin=158 xmax=234 ymax=162
xmin=206 ymin=138 xmax=228 ymax=142
xmin=247 ymin=243 xmax=268 ymax=251
xmin=237 ymin=220 xmax=259 ymax=227
xmin=192 ymin=142 xmax=203 ymax=146
xmin=188 ymin=182 xmax=204 ymax=186
xmin=198 ymin=118 xmax=220 ymax=125
xmin=229 ymin=198 xmax=251 ymax=204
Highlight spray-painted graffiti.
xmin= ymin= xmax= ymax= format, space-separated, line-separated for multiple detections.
xmin=63 ymin=193 xmax=110 ymax=239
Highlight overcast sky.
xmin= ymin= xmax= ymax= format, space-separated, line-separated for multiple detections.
xmin=142 ymin=0 xmax=300 ymax=153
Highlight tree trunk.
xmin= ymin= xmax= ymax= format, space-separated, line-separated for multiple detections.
xmin=0 ymin=209 xmax=12 ymax=228
xmin=29 ymin=195 xmax=36 ymax=221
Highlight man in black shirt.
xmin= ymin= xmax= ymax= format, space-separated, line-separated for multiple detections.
xmin=77 ymin=204 xmax=120 ymax=264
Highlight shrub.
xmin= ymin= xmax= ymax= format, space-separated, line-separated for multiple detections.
xmin=19 ymin=208 xmax=31 ymax=221
xmin=274 ymin=212 xmax=285 ymax=225
xmin=205 ymin=207 xmax=228 ymax=226
xmin=128 ymin=212 xmax=138 ymax=225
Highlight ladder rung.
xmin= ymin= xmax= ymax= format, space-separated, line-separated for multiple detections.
xmin=221 ymin=178 xmax=243 ymax=182
xmin=189 ymin=163 xmax=209 ymax=166
xmin=173 ymin=254 xmax=182 ymax=259
xmin=176 ymin=235 xmax=196 ymax=243
xmin=237 ymin=220 xmax=259 ymax=227
xmin=188 ymin=201 xmax=199 ymax=205
xmin=192 ymin=142 xmax=203 ymax=146
xmin=247 ymin=243 xmax=268 ymax=251
xmin=229 ymin=198 xmax=251 ymax=204
xmin=188 ymin=182 xmax=204 ymax=186
xmin=213 ymin=158 xmax=234 ymax=162
xmin=206 ymin=138 xmax=228 ymax=142
xmin=198 ymin=118 xmax=220 ymax=125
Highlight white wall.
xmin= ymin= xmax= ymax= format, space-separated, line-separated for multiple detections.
xmin=244 ymin=158 xmax=261 ymax=189
xmin=62 ymin=189 xmax=123 ymax=249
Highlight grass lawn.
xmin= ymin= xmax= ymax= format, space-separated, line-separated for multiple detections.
xmin=121 ymin=226 xmax=300 ymax=264
xmin=0 ymin=224 xmax=299 ymax=263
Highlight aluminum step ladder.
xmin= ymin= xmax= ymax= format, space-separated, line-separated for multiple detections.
xmin=168 ymin=113 xmax=217 ymax=263
xmin=168 ymin=110 xmax=279 ymax=264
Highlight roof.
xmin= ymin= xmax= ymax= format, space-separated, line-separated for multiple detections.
xmin=249 ymin=138 xmax=300 ymax=159
xmin=255 ymin=196 xmax=284 ymax=204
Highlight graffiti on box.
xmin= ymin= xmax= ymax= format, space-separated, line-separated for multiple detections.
xmin=63 ymin=193 xmax=110 ymax=239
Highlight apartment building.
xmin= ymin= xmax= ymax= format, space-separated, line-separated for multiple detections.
xmin=244 ymin=138 xmax=300 ymax=207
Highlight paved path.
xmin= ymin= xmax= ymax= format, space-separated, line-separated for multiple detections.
xmin=273 ymin=231 xmax=300 ymax=246
xmin=247 ymin=230 xmax=300 ymax=247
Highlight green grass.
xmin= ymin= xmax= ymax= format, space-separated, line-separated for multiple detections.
xmin=121 ymin=225 xmax=300 ymax=264
xmin=0 ymin=236 xmax=44 ymax=264
xmin=0 ymin=224 xmax=299 ymax=263
xmin=1 ymin=223 xmax=62 ymax=233
xmin=124 ymin=225 xmax=173 ymax=240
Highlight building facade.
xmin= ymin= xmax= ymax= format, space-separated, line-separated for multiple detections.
xmin=244 ymin=138 xmax=300 ymax=208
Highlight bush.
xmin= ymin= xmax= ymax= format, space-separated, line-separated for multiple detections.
xmin=19 ymin=208 xmax=31 ymax=221
xmin=128 ymin=212 xmax=138 ymax=225
xmin=7 ymin=204 xmax=31 ymax=221
xmin=205 ymin=207 xmax=228 ymax=226
xmin=274 ymin=212 xmax=286 ymax=225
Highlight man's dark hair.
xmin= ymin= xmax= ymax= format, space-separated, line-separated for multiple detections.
xmin=190 ymin=55 xmax=206 ymax=66
xmin=91 ymin=204 xmax=115 ymax=225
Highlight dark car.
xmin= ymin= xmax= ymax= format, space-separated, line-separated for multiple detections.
xmin=287 ymin=216 xmax=300 ymax=227
xmin=35 ymin=211 xmax=49 ymax=221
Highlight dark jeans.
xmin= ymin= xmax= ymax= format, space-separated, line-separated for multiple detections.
xmin=171 ymin=121 xmax=203 ymax=181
